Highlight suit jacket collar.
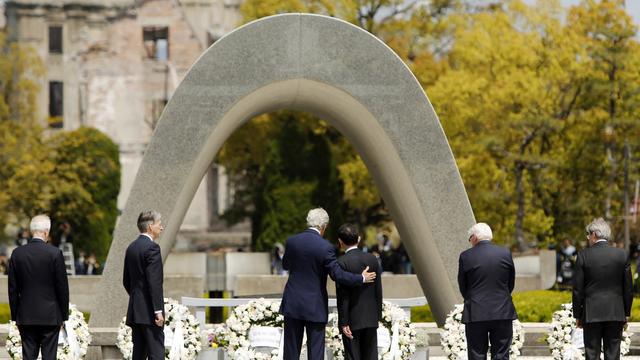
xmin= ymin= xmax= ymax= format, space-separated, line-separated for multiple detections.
xmin=29 ymin=237 xmax=45 ymax=244
xmin=592 ymin=240 xmax=608 ymax=248
xmin=303 ymin=228 xmax=321 ymax=236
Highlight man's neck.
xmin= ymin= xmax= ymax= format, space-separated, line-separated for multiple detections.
xmin=141 ymin=233 xmax=154 ymax=241
xmin=345 ymin=245 xmax=358 ymax=253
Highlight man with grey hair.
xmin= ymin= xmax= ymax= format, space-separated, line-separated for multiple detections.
xmin=280 ymin=208 xmax=377 ymax=360
xmin=123 ymin=210 xmax=165 ymax=360
xmin=573 ymin=218 xmax=632 ymax=360
xmin=8 ymin=214 xmax=69 ymax=360
xmin=458 ymin=223 xmax=517 ymax=360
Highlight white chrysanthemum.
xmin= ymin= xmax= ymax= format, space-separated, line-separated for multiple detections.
xmin=6 ymin=304 xmax=91 ymax=360
xmin=326 ymin=301 xmax=418 ymax=359
xmin=116 ymin=298 xmax=201 ymax=360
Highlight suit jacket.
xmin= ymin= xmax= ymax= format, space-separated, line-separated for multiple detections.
xmin=8 ymin=238 xmax=69 ymax=325
xmin=572 ymin=241 xmax=632 ymax=323
xmin=123 ymin=235 xmax=164 ymax=326
xmin=279 ymin=229 xmax=363 ymax=323
xmin=457 ymin=241 xmax=517 ymax=323
xmin=336 ymin=248 xmax=382 ymax=330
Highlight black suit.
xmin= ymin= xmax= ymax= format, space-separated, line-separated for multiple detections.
xmin=123 ymin=235 xmax=165 ymax=360
xmin=458 ymin=241 xmax=517 ymax=360
xmin=572 ymin=240 xmax=633 ymax=360
xmin=336 ymin=248 xmax=382 ymax=360
xmin=8 ymin=238 xmax=69 ymax=360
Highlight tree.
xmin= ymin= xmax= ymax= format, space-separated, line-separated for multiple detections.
xmin=48 ymin=127 xmax=121 ymax=260
xmin=0 ymin=31 xmax=46 ymax=235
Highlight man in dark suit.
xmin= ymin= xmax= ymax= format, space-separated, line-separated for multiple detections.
xmin=280 ymin=208 xmax=377 ymax=360
xmin=123 ymin=210 xmax=165 ymax=360
xmin=458 ymin=222 xmax=517 ymax=360
xmin=573 ymin=218 xmax=632 ymax=360
xmin=8 ymin=214 xmax=69 ymax=360
xmin=336 ymin=223 xmax=382 ymax=360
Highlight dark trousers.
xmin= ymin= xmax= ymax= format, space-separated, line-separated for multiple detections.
xmin=342 ymin=327 xmax=378 ymax=360
xmin=465 ymin=320 xmax=512 ymax=360
xmin=18 ymin=325 xmax=60 ymax=360
xmin=283 ymin=316 xmax=325 ymax=360
xmin=130 ymin=324 xmax=165 ymax=360
xmin=583 ymin=321 xmax=624 ymax=360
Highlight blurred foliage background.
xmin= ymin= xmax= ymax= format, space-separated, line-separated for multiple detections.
xmin=218 ymin=0 xmax=640 ymax=251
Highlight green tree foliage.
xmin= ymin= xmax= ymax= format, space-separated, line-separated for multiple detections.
xmin=48 ymin=127 xmax=121 ymax=260
xmin=221 ymin=0 xmax=640 ymax=250
xmin=0 ymin=32 xmax=121 ymax=260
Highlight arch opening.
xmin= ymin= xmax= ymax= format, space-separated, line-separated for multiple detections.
xmin=91 ymin=13 xmax=474 ymax=329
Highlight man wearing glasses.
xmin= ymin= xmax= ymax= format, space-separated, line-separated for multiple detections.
xmin=573 ymin=218 xmax=632 ymax=360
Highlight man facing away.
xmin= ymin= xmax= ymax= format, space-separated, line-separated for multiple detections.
xmin=280 ymin=208 xmax=377 ymax=360
xmin=8 ymin=214 xmax=69 ymax=360
xmin=573 ymin=218 xmax=632 ymax=360
xmin=123 ymin=210 xmax=165 ymax=360
xmin=336 ymin=223 xmax=382 ymax=360
xmin=458 ymin=223 xmax=517 ymax=360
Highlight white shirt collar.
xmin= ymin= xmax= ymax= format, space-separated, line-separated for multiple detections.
xmin=141 ymin=233 xmax=154 ymax=242
xmin=345 ymin=245 xmax=358 ymax=253
xmin=32 ymin=237 xmax=45 ymax=242
xmin=308 ymin=227 xmax=321 ymax=235
xmin=595 ymin=239 xmax=607 ymax=243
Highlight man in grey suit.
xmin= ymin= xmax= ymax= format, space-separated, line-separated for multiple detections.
xmin=573 ymin=218 xmax=632 ymax=360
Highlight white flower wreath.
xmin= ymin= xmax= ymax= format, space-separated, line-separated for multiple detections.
xmin=116 ymin=297 xmax=202 ymax=360
xmin=441 ymin=304 xmax=524 ymax=360
xmin=6 ymin=304 xmax=92 ymax=360
xmin=222 ymin=298 xmax=284 ymax=360
xmin=326 ymin=301 xmax=418 ymax=360
xmin=547 ymin=303 xmax=632 ymax=360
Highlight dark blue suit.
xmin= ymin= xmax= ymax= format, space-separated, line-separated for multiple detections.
xmin=280 ymin=229 xmax=362 ymax=360
xmin=458 ymin=241 xmax=517 ymax=360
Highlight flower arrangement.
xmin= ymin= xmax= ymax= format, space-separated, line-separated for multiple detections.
xmin=202 ymin=324 xmax=229 ymax=349
xmin=219 ymin=298 xmax=283 ymax=360
xmin=6 ymin=304 xmax=91 ymax=359
xmin=441 ymin=304 xmax=524 ymax=360
xmin=116 ymin=297 xmax=202 ymax=360
xmin=547 ymin=303 xmax=632 ymax=360
xmin=326 ymin=301 xmax=418 ymax=360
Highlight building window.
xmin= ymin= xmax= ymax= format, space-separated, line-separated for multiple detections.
xmin=143 ymin=27 xmax=169 ymax=61
xmin=49 ymin=81 xmax=63 ymax=128
xmin=49 ymin=26 xmax=62 ymax=54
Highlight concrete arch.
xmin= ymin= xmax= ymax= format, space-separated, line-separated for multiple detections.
xmin=91 ymin=13 xmax=475 ymax=328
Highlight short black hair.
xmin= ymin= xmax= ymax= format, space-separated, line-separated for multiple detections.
xmin=338 ymin=223 xmax=359 ymax=246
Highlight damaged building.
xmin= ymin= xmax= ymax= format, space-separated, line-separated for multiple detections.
xmin=3 ymin=0 xmax=250 ymax=250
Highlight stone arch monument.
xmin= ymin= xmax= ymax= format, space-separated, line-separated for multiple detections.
xmin=91 ymin=13 xmax=475 ymax=330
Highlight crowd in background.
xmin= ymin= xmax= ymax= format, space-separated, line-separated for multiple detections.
xmin=0 ymin=224 xmax=101 ymax=275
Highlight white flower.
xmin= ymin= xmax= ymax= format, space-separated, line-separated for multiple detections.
xmin=116 ymin=298 xmax=201 ymax=360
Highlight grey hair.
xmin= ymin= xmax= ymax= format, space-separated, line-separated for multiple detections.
xmin=467 ymin=222 xmax=493 ymax=241
xmin=306 ymin=208 xmax=329 ymax=229
xmin=586 ymin=218 xmax=611 ymax=241
xmin=30 ymin=214 xmax=51 ymax=233
xmin=137 ymin=210 xmax=161 ymax=233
